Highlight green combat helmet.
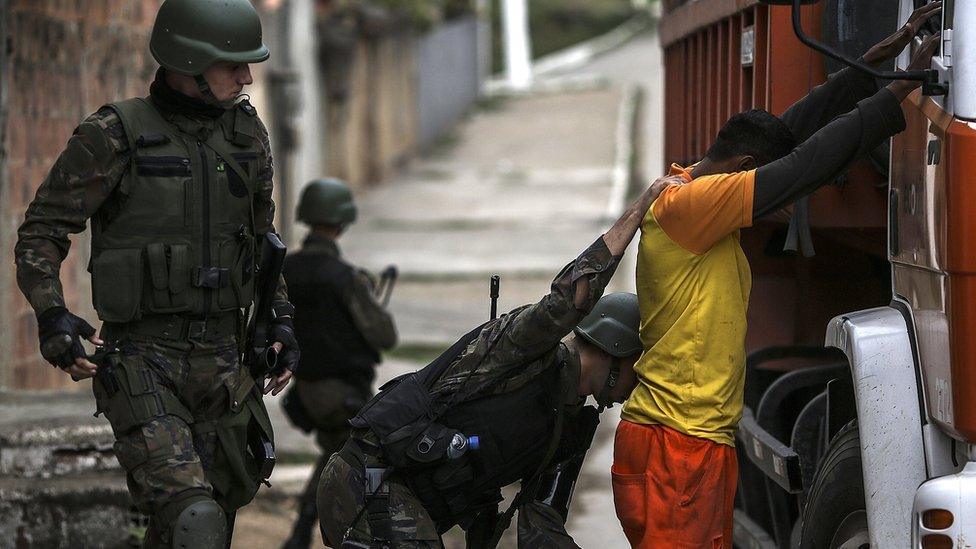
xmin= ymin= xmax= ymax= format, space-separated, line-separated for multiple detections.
xmin=575 ymin=292 xmax=641 ymax=357
xmin=150 ymin=0 xmax=270 ymax=76
xmin=297 ymin=178 xmax=358 ymax=226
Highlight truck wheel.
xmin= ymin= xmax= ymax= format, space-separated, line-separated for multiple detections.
xmin=799 ymin=421 xmax=869 ymax=549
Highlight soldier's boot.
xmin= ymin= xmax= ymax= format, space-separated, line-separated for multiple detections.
xmin=283 ymin=500 xmax=318 ymax=549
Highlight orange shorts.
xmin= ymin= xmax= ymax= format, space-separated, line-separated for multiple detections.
xmin=611 ymin=420 xmax=738 ymax=549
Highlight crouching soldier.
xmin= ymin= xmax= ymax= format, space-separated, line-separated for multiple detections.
xmin=283 ymin=179 xmax=398 ymax=548
xmin=317 ymin=175 xmax=679 ymax=548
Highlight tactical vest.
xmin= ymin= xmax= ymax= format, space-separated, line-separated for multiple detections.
xmin=350 ymin=324 xmax=571 ymax=531
xmin=89 ymin=98 xmax=263 ymax=323
xmin=412 ymin=365 xmax=563 ymax=529
xmin=284 ymin=249 xmax=380 ymax=386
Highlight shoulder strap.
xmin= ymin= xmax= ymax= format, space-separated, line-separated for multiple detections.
xmin=105 ymin=98 xmax=151 ymax=183
xmin=418 ymin=322 xmax=488 ymax=389
xmin=105 ymin=98 xmax=147 ymax=153
xmin=202 ymin=138 xmax=251 ymax=189
xmin=229 ymin=101 xmax=258 ymax=146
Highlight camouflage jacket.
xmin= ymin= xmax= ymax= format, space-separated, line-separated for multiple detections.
xmin=430 ymin=236 xmax=619 ymax=406
xmin=15 ymin=90 xmax=287 ymax=317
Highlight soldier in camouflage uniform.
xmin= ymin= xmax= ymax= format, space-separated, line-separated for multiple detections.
xmin=13 ymin=1 xmax=299 ymax=547
xmin=283 ymin=178 xmax=398 ymax=549
xmin=317 ymin=175 xmax=682 ymax=548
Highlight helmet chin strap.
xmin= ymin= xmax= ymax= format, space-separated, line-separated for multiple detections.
xmin=595 ymin=357 xmax=621 ymax=412
xmin=194 ymin=74 xmax=238 ymax=109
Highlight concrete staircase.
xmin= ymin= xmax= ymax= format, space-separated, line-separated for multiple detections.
xmin=0 ymin=389 xmax=136 ymax=548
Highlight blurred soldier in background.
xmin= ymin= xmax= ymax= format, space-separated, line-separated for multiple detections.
xmin=283 ymin=178 xmax=399 ymax=548
xmin=13 ymin=0 xmax=298 ymax=546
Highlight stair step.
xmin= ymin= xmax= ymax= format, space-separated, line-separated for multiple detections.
xmin=0 ymin=472 xmax=135 ymax=548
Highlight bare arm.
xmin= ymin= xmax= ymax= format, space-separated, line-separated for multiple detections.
xmin=752 ymin=33 xmax=939 ymax=219
xmin=602 ymin=175 xmax=684 ymax=256
xmin=572 ymin=175 xmax=683 ymax=307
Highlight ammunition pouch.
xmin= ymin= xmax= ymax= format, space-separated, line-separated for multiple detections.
xmin=205 ymin=375 xmax=276 ymax=511
xmin=92 ymin=349 xmax=193 ymax=437
xmin=91 ymin=248 xmax=146 ymax=323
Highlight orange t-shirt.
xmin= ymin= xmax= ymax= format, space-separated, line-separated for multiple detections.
xmin=621 ymin=164 xmax=756 ymax=446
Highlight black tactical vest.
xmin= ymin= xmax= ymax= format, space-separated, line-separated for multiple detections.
xmin=284 ymin=249 xmax=380 ymax=386
xmin=89 ymin=98 xmax=262 ymax=322
xmin=411 ymin=365 xmax=563 ymax=529
xmin=350 ymin=326 xmax=572 ymax=531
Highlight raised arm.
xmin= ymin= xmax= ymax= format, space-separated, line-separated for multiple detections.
xmin=779 ymin=1 xmax=941 ymax=143
xmin=752 ymin=33 xmax=939 ymax=219
xmin=433 ymin=176 xmax=677 ymax=394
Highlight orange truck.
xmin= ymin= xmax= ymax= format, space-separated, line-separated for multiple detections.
xmin=658 ymin=1 xmax=976 ymax=547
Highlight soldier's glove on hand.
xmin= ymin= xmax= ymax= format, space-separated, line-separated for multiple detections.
xmin=270 ymin=319 xmax=300 ymax=374
xmin=37 ymin=307 xmax=96 ymax=370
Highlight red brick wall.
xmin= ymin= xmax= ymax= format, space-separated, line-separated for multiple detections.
xmin=1 ymin=0 xmax=163 ymax=390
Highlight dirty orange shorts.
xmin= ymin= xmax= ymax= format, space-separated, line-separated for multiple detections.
xmin=611 ymin=420 xmax=738 ymax=549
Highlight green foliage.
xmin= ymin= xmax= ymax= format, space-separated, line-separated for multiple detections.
xmin=491 ymin=0 xmax=638 ymax=73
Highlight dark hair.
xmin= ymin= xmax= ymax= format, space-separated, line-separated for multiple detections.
xmin=705 ymin=109 xmax=796 ymax=168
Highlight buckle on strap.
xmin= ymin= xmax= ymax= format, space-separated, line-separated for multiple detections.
xmin=193 ymin=267 xmax=231 ymax=289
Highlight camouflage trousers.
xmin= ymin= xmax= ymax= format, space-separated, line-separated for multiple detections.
xmin=317 ymin=439 xmax=581 ymax=549
xmin=91 ymin=334 xmax=262 ymax=547
xmin=317 ymin=440 xmax=443 ymax=548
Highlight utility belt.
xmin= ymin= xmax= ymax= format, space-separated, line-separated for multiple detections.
xmin=102 ymin=311 xmax=240 ymax=343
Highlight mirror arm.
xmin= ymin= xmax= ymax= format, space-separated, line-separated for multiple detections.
xmin=789 ymin=0 xmax=938 ymax=85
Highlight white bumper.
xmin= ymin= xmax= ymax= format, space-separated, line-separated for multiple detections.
xmin=912 ymin=462 xmax=976 ymax=548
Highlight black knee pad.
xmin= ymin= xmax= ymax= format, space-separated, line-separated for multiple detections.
xmin=170 ymin=497 xmax=227 ymax=549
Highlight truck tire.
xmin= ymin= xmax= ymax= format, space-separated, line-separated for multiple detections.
xmin=798 ymin=421 xmax=870 ymax=549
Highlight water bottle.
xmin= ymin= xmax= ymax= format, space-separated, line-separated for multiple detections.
xmin=446 ymin=433 xmax=480 ymax=459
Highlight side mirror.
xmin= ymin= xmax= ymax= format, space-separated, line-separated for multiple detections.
xmin=955 ymin=1 xmax=976 ymax=120
xmin=767 ymin=0 xmax=942 ymax=95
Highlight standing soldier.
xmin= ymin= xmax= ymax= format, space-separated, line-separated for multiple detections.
xmin=282 ymin=178 xmax=398 ymax=549
xmin=13 ymin=1 xmax=299 ymax=547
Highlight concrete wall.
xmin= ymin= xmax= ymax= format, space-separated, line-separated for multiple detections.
xmin=0 ymin=0 xmax=11 ymax=391
xmin=416 ymin=15 xmax=485 ymax=148
xmin=325 ymin=29 xmax=418 ymax=193
xmin=0 ymin=0 xmax=162 ymax=391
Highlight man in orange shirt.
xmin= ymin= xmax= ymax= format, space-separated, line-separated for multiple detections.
xmin=612 ymin=5 xmax=942 ymax=548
